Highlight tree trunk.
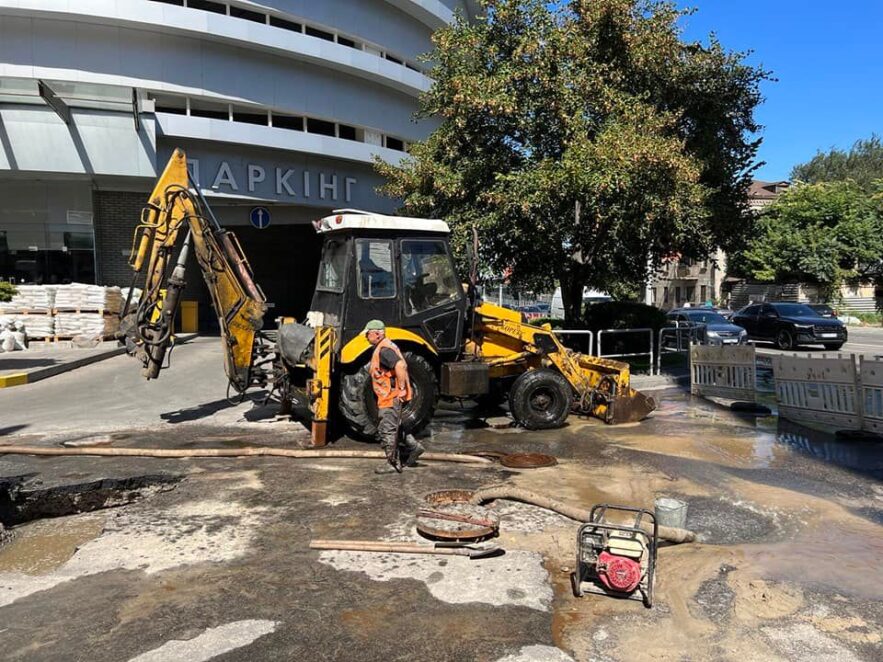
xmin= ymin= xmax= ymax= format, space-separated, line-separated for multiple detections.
xmin=559 ymin=273 xmax=584 ymax=326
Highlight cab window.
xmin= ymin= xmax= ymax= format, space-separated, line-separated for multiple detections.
xmin=316 ymin=238 xmax=347 ymax=292
xmin=400 ymin=240 xmax=461 ymax=315
xmin=356 ymin=239 xmax=395 ymax=299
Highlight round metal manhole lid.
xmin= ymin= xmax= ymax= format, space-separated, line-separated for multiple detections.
xmin=419 ymin=490 xmax=496 ymax=541
xmin=416 ymin=503 xmax=499 ymax=541
xmin=499 ymin=452 xmax=558 ymax=469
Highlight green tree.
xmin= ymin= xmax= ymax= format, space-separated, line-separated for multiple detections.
xmin=377 ymin=0 xmax=768 ymax=322
xmin=739 ymin=181 xmax=883 ymax=299
xmin=792 ymin=135 xmax=883 ymax=191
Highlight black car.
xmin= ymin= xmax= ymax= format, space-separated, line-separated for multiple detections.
xmin=665 ymin=308 xmax=747 ymax=346
xmin=808 ymin=303 xmax=836 ymax=319
xmin=732 ymin=302 xmax=847 ymax=350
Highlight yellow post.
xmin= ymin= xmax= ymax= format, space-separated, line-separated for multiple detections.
xmin=179 ymin=301 xmax=198 ymax=333
xmin=309 ymin=325 xmax=335 ymax=447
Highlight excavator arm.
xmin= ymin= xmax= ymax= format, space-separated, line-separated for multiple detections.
xmin=120 ymin=149 xmax=268 ymax=392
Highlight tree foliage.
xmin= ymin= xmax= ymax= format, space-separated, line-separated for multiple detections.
xmin=739 ymin=181 xmax=883 ymax=297
xmin=791 ymin=135 xmax=883 ymax=191
xmin=377 ymin=0 xmax=768 ymax=321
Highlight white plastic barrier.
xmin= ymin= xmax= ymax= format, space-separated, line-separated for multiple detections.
xmin=860 ymin=357 xmax=883 ymax=435
xmin=773 ymin=354 xmax=861 ymax=430
xmin=690 ymin=344 xmax=757 ymax=402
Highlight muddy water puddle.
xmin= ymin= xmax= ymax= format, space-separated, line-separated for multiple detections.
xmin=0 ymin=513 xmax=105 ymax=574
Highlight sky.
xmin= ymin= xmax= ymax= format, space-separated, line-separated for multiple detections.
xmin=676 ymin=1 xmax=883 ymax=182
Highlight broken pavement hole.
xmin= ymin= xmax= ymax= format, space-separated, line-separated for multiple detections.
xmin=678 ymin=495 xmax=781 ymax=544
xmin=0 ymin=473 xmax=181 ymax=528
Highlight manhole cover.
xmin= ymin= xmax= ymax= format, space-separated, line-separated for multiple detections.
xmin=416 ymin=502 xmax=499 ymax=541
xmin=500 ymin=452 xmax=558 ymax=469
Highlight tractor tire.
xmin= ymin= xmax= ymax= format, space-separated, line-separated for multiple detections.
xmin=338 ymin=351 xmax=438 ymax=441
xmin=508 ymin=369 xmax=572 ymax=430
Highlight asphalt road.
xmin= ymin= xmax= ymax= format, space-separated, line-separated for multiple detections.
xmin=1 ymin=339 xmax=883 ymax=661
xmin=753 ymin=325 xmax=883 ymax=359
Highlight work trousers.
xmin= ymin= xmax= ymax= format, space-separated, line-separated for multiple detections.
xmin=377 ymin=400 xmax=418 ymax=455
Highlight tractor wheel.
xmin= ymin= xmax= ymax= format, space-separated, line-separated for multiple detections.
xmin=508 ymin=369 xmax=572 ymax=430
xmin=338 ymin=351 xmax=438 ymax=441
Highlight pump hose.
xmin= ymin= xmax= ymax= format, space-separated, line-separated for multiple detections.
xmin=0 ymin=445 xmax=492 ymax=465
xmin=469 ymin=485 xmax=696 ymax=544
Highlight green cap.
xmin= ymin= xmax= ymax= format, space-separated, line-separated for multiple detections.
xmin=362 ymin=319 xmax=385 ymax=334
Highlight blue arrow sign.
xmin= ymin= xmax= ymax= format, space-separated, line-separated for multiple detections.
xmin=250 ymin=206 xmax=271 ymax=229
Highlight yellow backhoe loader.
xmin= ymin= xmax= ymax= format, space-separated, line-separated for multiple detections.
xmin=120 ymin=149 xmax=656 ymax=445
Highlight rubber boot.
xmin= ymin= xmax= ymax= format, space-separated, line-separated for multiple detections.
xmin=402 ymin=435 xmax=425 ymax=468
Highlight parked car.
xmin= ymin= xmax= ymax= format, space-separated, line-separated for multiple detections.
xmin=731 ymin=302 xmax=847 ymax=350
xmin=516 ymin=305 xmax=545 ymax=320
xmin=665 ymin=308 xmax=748 ymax=346
xmin=807 ymin=303 xmax=836 ymax=319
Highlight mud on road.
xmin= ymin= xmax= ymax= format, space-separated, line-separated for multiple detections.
xmin=1 ymin=393 xmax=882 ymax=661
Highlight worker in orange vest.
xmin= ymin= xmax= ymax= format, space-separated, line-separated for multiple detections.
xmin=363 ymin=319 xmax=425 ymax=474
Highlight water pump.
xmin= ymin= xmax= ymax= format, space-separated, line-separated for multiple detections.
xmin=571 ymin=504 xmax=658 ymax=608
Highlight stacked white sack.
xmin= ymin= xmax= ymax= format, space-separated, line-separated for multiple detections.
xmin=55 ymin=312 xmax=120 ymax=338
xmin=54 ymin=283 xmax=123 ymax=313
xmin=0 ymin=285 xmax=55 ymax=313
xmin=1 ymin=314 xmax=55 ymax=338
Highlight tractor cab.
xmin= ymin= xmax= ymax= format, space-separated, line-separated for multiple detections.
xmin=308 ymin=210 xmax=467 ymax=358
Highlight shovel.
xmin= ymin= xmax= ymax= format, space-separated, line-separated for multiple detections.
xmin=309 ymin=539 xmax=503 ymax=559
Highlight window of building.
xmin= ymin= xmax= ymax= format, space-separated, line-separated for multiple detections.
xmin=337 ymin=124 xmax=357 ymax=141
xmin=686 ymin=286 xmax=695 ymax=302
xmin=307 ymin=118 xmax=336 ymax=137
xmin=663 ymin=287 xmax=669 ymax=304
xmin=385 ymin=54 xmax=403 ymax=65
xmin=400 ymin=240 xmax=460 ymax=315
xmin=272 ymin=114 xmax=303 ymax=131
xmin=269 ymin=16 xmax=302 ymax=32
xmin=305 ymin=26 xmax=335 ymax=42
xmin=189 ymin=99 xmax=229 ymax=120
xmin=232 ymin=107 xmax=268 ymax=126
xmin=674 ymin=287 xmax=682 ymax=303
xmin=385 ymin=136 xmax=404 ymax=151
xmin=187 ymin=0 xmax=225 ymax=15
xmin=151 ymin=93 xmax=187 ymax=115
xmin=701 ymin=285 xmax=708 ymax=304
xmin=337 ymin=36 xmax=357 ymax=49
xmin=357 ymin=239 xmax=395 ymax=299
xmin=229 ymin=6 xmax=264 ymax=23
xmin=153 ymin=0 xmax=184 ymax=6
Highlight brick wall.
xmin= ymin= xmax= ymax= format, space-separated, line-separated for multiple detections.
xmin=93 ymin=190 xmax=147 ymax=288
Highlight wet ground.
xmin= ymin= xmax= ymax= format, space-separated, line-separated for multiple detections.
xmin=1 ymin=344 xmax=883 ymax=661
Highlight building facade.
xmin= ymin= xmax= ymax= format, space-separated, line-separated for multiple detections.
xmin=0 ymin=0 xmax=477 ymax=319
xmin=648 ymin=180 xmax=792 ymax=311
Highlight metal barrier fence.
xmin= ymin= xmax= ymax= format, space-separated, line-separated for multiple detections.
xmin=597 ymin=328 xmax=654 ymax=372
xmin=552 ymin=329 xmax=594 ymax=356
xmin=772 ymin=354 xmax=862 ymax=430
xmin=861 ymin=356 xmax=883 ymax=435
xmin=690 ymin=344 xmax=757 ymax=402
xmin=656 ymin=324 xmax=698 ymax=374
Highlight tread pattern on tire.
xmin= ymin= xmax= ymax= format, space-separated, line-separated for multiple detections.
xmin=338 ymin=351 xmax=438 ymax=440
xmin=509 ymin=368 xmax=572 ymax=430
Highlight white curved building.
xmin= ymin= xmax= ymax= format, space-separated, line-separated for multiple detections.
xmin=0 ymin=0 xmax=476 ymax=315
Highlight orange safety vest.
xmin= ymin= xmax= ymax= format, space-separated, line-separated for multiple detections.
xmin=370 ymin=338 xmax=412 ymax=409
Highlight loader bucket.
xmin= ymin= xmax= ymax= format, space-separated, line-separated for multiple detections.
xmin=608 ymin=388 xmax=657 ymax=424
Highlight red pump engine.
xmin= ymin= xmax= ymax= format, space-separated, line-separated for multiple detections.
xmin=597 ymin=551 xmax=642 ymax=593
